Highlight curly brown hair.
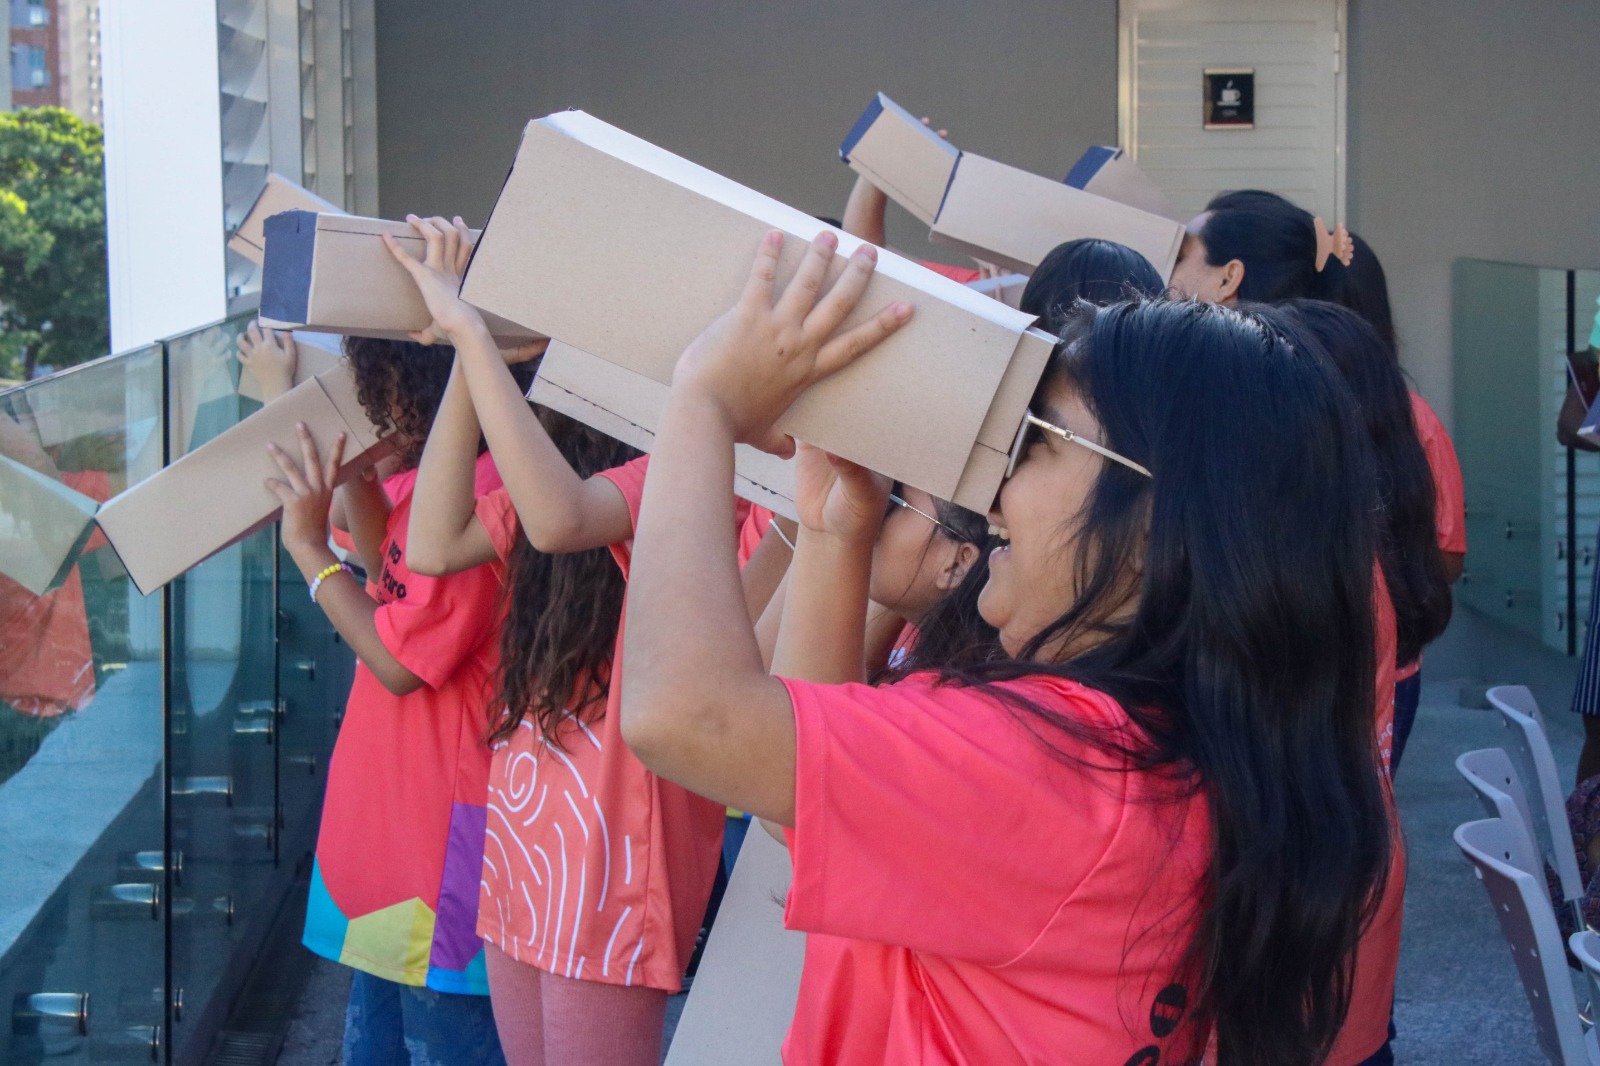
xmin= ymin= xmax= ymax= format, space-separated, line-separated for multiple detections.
xmin=488 ymin=407 xmax=641 ymax=750
xmin=343 ymin=338 xmax=535 ymax=469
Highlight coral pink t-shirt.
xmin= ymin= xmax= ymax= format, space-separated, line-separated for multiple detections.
xmin=1410 ymin=393 xmax=1465 ymax=555
xmin=779 ymin=674 xmax=1212 ymax=1066
xmin=1400 ymin=393 xmax=1464 ymax=680
xmin=475 ymin=457 xmax=741 ymax=991
xmin=305 ymin=454 xmax=505 ymax=993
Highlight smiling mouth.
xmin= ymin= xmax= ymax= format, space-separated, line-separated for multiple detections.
xmin=987 ymin=523 xmax=1011 ymax=542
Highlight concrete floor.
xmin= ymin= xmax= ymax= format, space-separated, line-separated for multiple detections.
xmin=269 ymin=605 xmax=1584 ymax=1066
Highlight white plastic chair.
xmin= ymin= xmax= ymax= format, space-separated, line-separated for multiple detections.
xmin=1572 ymin=930 xmax=1600 ymax=1037
xmin=1456 ymin=818 xmax=1599 ymax=1065
xmin=1489 ymin=685 xmax=1586 ymax=930
xmin=1459 ymin=748 xmax=1542 ymax=873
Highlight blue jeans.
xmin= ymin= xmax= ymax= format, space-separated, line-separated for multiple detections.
xmin=343 ymin=970 xmax=505 ymax=1066
xmin=1390 ymin=672 xmax=1422 ymax=777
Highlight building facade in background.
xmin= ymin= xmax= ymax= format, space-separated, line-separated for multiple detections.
xmin=6 ymin=0 xmax=102 ymax=122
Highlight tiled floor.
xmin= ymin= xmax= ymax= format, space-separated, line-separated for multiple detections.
xmin=271 ymin=605 xmax=1582 ymax=1066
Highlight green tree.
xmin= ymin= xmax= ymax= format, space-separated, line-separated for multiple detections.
xmin=0 ymin=107 xmax=109 ymax=380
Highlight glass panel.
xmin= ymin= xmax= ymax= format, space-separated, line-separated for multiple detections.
xmin=1453 ymin=260 xmax=1600 ymax=653
xmin=0 ymin=346 xmax=167 ymax=1064
xmin=162 ymin=314 xmax=277 ymax=1064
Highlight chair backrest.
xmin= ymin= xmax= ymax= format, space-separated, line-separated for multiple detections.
xmin=1488 ymin=685 xmax=1585 ymax=911
xmin=1458 ymin=748 xmax=1541 ymax=870
xmin=1570 ymin=929 xmax=1600 ymax=1033
xmin=1457 ymin=817 xmax=1590 ymax=1065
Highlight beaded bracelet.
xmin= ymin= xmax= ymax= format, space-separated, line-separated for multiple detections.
xmin=309 ymin=561 xmax=353 ymax=603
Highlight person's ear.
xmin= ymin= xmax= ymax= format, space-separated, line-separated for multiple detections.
xmin=937 ymin=541 xmax=982 ymax=592
xmin=1216 ymin=259 xmax=1245 ymax=304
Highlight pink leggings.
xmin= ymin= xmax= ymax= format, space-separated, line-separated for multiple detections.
xmin=484 ymin=943 xmax=668 ymax=1066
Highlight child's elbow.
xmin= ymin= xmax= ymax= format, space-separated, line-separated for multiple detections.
xmin=404 ymin=544 xmax=446 ymax=577
xmin=618 ymin=686 xmax=683 ymax=770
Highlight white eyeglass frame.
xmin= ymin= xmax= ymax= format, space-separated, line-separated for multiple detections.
xmin=1006 ymin=410 xmax=1152 ymax=480
xmin=888 ymin=493 xmax=960 ymax=537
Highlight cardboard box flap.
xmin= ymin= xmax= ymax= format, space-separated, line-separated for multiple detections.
xmin=838 ymin=93 xmax=961 ymax=227
xmin=227 ymin=173 xmax=342 ymax=265
xmin=463 ymin=111 xmax=1040 ymax=504
xmin=1063 ymin=146 xmax=1179 ymax=222
xmin=530 ymin=342 xmax=798 ymax=519
xmin=932 ymin=153 xmax=1184 ymax=278
xmin=948 ymin=327 xmax=1057 ymax=513
xmin=259 ymin=212 xmax=539 ymax=343
xmin=95 ymin=363 xmax=390 ymax=595
xmin=0 ymin=454 xmax=101 ymax=596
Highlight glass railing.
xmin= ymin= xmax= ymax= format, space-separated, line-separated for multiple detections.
xmin=0 ymin=313 xmax=353 ymax=1064
xmin=1453 ymin=259 xmax=1600 ymax=654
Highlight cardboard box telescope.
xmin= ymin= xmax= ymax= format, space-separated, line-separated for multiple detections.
xmin=227 ymin=173 xmax=342 ymax=266
xmin=840 ymin=93 xmax=1184 ymax=278
xmin=259 ymin=212 xmax=541 ymax=344
xmin=462 ymin=110 xmax=1056 ymax=516
xmin=95 ymin=363 xmax=391 ymax=595
xmin=1062 ymin=145 xmax=1180 ymax=222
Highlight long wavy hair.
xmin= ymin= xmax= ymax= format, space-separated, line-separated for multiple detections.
xmin=1270 ymin=300 xmax=1452 ymax=665
xmin=949 ymin=299 xmax=1390 ymax=1066
xmin=489 ymin=408 xmax=640 ymax=750
xmin=344 ymin=338 xmax=536 ymax=469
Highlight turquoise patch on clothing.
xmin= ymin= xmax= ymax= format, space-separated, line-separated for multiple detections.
xmin=426 ymin=945 xmax=489 ymax=996
xmin=302 ymin=858 xmax=351 ymax=964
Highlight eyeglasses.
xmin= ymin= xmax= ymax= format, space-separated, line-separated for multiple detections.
xmin=1006 ymin=410 xmax=1152 ymax=480
xmin=888 ymin=493 xmax=962 ymax=538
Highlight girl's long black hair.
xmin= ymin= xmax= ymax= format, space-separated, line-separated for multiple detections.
xmin=490 ymin=407 xmax=641 ymax=749
xmin=949 ymin=299 xmax=1390 ymax=1066
xmin=1271 ymin=300 xmax=1452 ymax=666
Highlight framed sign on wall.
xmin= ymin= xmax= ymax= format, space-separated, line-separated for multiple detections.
xmin=1203 ymin=68 xmax=1255 ymax=129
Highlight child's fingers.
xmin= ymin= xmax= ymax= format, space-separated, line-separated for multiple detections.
xmin=749 ymin=426 xmax=797 ymax=460
xmin=451 ymin=216 xmax=475 ymax=274
xmin=264 ymin=442 xmax=310 ymax=495
xmin=805 ymin=244 xmax=877 ymax=341
xmin=294 ymin=422 xmax=325 ymax=492
xmin=775 ymin=231 xmax=838 ymax=322
xmin=321 ymin=432 xmax=347 ymax=486
xmin=264 ymin=478 xmax=295 ymax=505
xmin=406 ymin=214 xmax=446 ymax=270
xmin=381 ymin=232 xmax=425 ymax=278
xmin=814 ymin=302 xmax=913 ymax=381
xmin=424 ymin=216 xmax=458 ymax=271
xmin=739 ymin=230 xmax=784 ymax=310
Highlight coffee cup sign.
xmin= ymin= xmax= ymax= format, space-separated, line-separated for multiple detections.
xmin=1203 ymin=69 xmax=1255 ymax=129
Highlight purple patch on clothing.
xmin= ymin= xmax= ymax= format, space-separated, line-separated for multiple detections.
xmin=431 ymin=801 xmax=489 ymax=972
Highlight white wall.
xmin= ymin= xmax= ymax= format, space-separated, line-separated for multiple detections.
xmin=100 ymin=0 xmax=226 ymax=352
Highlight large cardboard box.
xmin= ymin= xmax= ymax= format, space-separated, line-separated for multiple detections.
xmin=1062 ymin=145 xmax=1180 ymax=222
xmin=462 ymin=110 xmax=1055 ymax=515
xmin=227 ymin=173 xmax=342 ymax=266
xmin=840 ymin=94 xmax=1184 ymax=279
xmin=0 ymin=454 xmax=101 ymax=596
xmin=259 ymin=212 xmax=541 ymax=344
xmin=95 ymin=363 xmax=391 ymax=595
xmin=529 ymin=342 xmax=798 ymax=520
xmin=662 ymin=829 xmax=803 ymax=1066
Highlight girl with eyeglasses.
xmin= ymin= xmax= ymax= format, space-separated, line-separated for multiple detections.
xmin=618 ymin=231 xmax=1391 ymax=1066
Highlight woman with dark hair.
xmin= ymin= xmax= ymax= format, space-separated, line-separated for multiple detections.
xmin=1168 ymin=188 xmax=1328 ymax=304
xmin=264 ymin=336 xmax=530 ymax=1065
xmin=1018 ymin=237 xmax=1164 ymax=329
xmin=618 ymin=232 xmax=1392 ymax=1066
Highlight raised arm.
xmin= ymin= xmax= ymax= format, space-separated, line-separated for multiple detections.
xmin=406 ymin=358 xmax=499 ymax=575
xmin=621 ymin=230 xmax=911 ymax=823
xmin=383 ymin=216 xmax=633 ymax=555
xmin=266 ymin=426 xmax=423 ymax=696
